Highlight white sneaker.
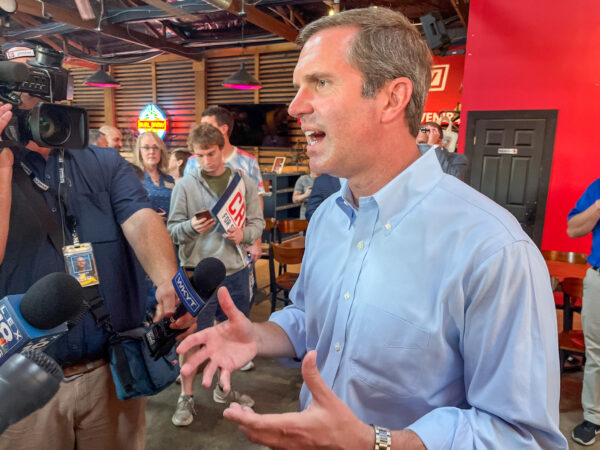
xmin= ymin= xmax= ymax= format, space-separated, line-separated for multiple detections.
xmin=172 ymin=395 xmax=195 ymax=426
xmin=213 ymin=384 xmax=255 ymax=408
xmin=240 ymin=360 xmax=255 ymax=371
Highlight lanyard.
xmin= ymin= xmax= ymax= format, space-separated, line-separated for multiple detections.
xmin=20 ymin=150 xmax=78 ymax=244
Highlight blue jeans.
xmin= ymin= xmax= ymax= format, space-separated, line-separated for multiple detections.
xmin=196 ymin=266 xmax=250 ymax=330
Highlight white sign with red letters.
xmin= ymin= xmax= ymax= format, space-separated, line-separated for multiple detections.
xmin=212 ymin=173 xmax=246 ymax=232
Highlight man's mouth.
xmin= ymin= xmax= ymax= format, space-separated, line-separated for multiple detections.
xmin=304 ymin=130 xmax=326 ymax=146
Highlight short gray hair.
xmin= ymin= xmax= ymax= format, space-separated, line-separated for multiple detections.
xmin=88 ymin=129 xmax=104 ymax=145
xmin=298 ymin=8 xmax=431 ymax=136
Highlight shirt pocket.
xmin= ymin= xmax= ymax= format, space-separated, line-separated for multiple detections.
xmin=72 ymin=192 xmax=120 ymax=243
xmin=349 ymin=303 xmax=430 ymax=398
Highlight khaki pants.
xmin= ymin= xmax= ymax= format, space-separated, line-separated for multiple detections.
xmin=582 ymin=267 xmax=600 ymax=424
xmin=0 ymin=364 xmax=146 ymax=450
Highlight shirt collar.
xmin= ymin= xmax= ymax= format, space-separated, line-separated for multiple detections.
xmin=223 ymin=146 xmax=238 ymax=163
xmin=335 ymin=146 xmax=443 ymax=227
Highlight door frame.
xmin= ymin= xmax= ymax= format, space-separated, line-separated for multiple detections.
xmin=463 ymin=109 xmax=558 ymax=247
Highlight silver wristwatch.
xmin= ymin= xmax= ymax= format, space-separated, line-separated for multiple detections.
xmin=373 ymin=424 xmax=391 ymax=450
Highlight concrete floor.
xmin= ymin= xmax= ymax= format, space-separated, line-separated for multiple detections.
xmin=144 ymin=260 xmax=593 ymax=449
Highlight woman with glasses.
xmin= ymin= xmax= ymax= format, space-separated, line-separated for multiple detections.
xmin=134 ymin=131 xmax=175 ymax=219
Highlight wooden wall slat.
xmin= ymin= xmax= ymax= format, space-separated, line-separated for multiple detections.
xmin=69 ymin=46 xmax=306 ymax=171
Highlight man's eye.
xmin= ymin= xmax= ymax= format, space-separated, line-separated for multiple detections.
xmin=317 ymin=79 xmax=327 ymax=88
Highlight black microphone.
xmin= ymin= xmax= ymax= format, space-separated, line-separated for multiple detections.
xmin=0 ymin=273 xmax=88 ymax=361
xmin=0 ymin=62 xmax=31 ymax=85
xmin=0 ymin=349 xmax=63 ymax=434
xmin=144 ymin=258 xmax=226 ymax=359
xmin=171 ymin=257 xmax=227 ymax=321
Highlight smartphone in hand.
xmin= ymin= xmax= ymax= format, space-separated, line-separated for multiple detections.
xmin=195 ymin=209 xmax=212 ymax=221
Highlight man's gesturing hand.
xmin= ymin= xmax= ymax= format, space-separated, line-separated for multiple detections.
xmin=222 ymin=350 xmax=374 ymax=450
xmin=177 ymin=286 xmax=257 ymax=392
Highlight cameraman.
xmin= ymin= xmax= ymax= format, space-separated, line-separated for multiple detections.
xmin=0 ymin=44 xmax=194 ymax=450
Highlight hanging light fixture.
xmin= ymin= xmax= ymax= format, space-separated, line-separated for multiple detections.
xmin=84 ymin=66 xmax=120 ymax=88
xmin=85 ymin=17 xmax=120 ymax=88
xmin=222 ymin=0 xmax=262 ymax=90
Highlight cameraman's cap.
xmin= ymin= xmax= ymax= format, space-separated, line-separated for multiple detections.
xmin=2 ymin=42 xmax=36 ymax=61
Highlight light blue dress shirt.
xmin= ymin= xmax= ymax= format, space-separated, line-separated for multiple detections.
xmin=270 ymin=148 xmax=567 ymax=449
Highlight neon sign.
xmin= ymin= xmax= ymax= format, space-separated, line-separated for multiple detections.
xmin=137 ymin=104 xmax=168 ymax=139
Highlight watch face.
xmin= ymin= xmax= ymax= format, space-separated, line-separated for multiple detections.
xmin=0 ymin=0 xmax=17 ymax=14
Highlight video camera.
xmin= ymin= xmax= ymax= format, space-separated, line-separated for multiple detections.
xmin=0 ymin=44 xmax=88 ymax=149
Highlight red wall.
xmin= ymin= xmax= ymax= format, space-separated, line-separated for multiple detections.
xmin=459 ymin=0 xmax=600 ymax=252
xmin=422 ymin=52 xmax=465 ymax=125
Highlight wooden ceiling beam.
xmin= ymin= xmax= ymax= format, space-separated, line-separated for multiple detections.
xmin=224 ymin=0 xmax=298 ymax=42
xmin=288 ymin=6 xmax=306 ymax=28
xmin=138 ymin=0 xmax=198 ymax=22
xmin=269 ymin=6 xmax=299 ymax=31
xmin=450 ymin=0 xmax=469 ymax=28
xmin=16 ymin=0 xmax=203 ymax=61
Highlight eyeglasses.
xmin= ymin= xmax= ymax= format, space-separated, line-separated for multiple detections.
xmin=419 ymin=127 xmax=430 ymax=133
xmin=141 ymin=145 xmax=161 ymax=152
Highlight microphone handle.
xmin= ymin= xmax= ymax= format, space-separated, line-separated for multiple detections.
xmin=170 ymin=303 xmax=188 ymax=322
xmin=170 ymin=286 xmax=217 ymax=322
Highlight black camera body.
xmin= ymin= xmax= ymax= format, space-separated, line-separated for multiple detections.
xmin=0 ymin=45 xmax=88 ymax=149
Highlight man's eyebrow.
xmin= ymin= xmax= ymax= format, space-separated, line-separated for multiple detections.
xmin=293 ymin=72 xmax=331 ymax=88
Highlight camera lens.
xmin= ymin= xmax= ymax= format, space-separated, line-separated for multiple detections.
xmin=35 ymin=106 xmax=70 ymax=146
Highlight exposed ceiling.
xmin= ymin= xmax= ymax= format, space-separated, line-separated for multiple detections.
xmin=0 ymin=0 xmax=468 ymax=68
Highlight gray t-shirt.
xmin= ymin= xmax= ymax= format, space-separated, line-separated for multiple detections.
xmin=294 ymin=174 xmax=314 ymax=219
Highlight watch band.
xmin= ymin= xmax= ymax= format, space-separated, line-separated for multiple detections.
xmin=373 ymin=424 xmax=391 ymax=450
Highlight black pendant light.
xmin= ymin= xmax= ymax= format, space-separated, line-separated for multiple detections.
xmin=222 ymin=62 xmax=262 ymax=90
xmin=222 ymin=0 xmax=262 ymax=90
xmin=84 ymin=66 xmax=120 ymax=88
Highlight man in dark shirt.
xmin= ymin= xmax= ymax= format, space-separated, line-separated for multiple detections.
xmin=305 ymin=173 xmax=341 ymax=221
xmin=0 ymin=45 xmax=194 ymax=450
xmin=417 ymin=121 xmax=468 ymax=181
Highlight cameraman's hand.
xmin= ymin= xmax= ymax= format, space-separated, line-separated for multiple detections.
xmin=0 ymin=103 xmax=14 ymax=169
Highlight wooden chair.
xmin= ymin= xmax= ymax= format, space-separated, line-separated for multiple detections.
xmin=274 ymin=219 xmax=308 ymax=275
xmin=558 ymin=277 xmax=585 ymax=374
xmin=260 ymin=218 xmax=277 ymax=260
xmin=541 ymin=250 xmax=587 ymax=265
xmin=275 ymin=219 xmax=308 ymax=243
xmin=561 ymin=277 xmax=583 ymax=331
xmin=269 ymin=242 xmax=304 ymax=312
xmin=541 ymin=250 xmax=587 ymax=311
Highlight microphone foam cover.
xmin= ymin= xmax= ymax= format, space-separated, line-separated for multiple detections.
xmin=20 ymin=272 xmax=86 ymax=330
xmin=192 ymin=257 xmax=226 ymax=298
xmin=20 ymin=349 xmax=63 ymax=381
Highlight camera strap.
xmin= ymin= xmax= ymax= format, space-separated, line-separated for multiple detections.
xmin=12 ymin=165 xmax=65 ymax=256
xmin=19 ymin=152 xmax=77 ymax=241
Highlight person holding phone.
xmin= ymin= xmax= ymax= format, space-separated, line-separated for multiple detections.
xmin=167 ymin=123 xmax=265 ymax=427
xmin=134 ymin=131 xmax=175 ymax=220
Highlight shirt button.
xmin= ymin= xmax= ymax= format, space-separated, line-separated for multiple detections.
xmin=357 ymin=241 xmax=364 ymax=249
xmin=344 ymin=292 xmax=350 ymax=300
xmin=45 ymin=174 xmax=51 ymax=180
xmin=334 ymin=343 xmax=341 ymax=352
xmin=51 ymin=207 xmax=57 ymax=213
xmin=385 ymin=223 xmax=392 ymax=230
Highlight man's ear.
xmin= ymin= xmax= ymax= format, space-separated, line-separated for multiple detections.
xmin=380 ymin=77 xmax=413 ymax=124
xmin=221 ymin=124 xmax=230 ymax=137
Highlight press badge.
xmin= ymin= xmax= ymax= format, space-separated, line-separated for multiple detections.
xmin=63 ymin=243 xmax=100 ymax=287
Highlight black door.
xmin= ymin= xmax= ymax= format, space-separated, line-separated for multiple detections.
xmin=464 ymin=110 xmax=557 ymax=247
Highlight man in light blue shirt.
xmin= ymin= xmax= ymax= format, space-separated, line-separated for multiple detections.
xmin=177 ymin=7 xmax=566 ymax=449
